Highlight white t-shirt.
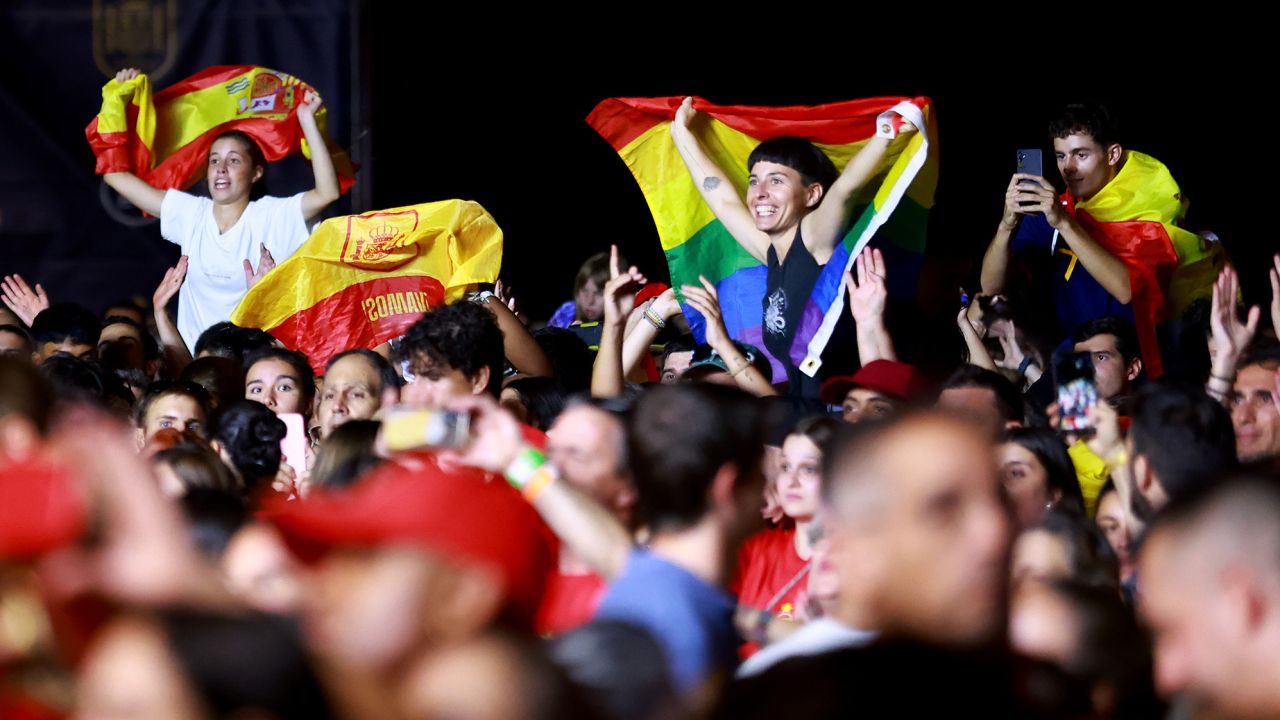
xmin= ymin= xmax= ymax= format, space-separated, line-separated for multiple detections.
xmin=160 ymin=190 xmax=309 ymax=352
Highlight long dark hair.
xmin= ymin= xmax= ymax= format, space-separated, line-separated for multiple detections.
xmin=1003 ymin=426 xmax=1086 ymax=515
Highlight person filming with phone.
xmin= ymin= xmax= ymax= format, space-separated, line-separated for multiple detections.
xmin=980 ymin=103 xmax=1134 ymax=340
xmin=980 ymin=102 xmax=1224 ymax=384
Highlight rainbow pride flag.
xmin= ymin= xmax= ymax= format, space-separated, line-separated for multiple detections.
xmin=86 ymin=65 xmax=357 ymax=195
xmin=588 ymin=96 xmax=937 ymax=378
xmin=230 ymin=200 xmax=503 ymax=372
xmin=1068 ymin=151 xmax=1224 ymax=379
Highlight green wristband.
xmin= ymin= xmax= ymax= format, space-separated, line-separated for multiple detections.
xmin=504 ymin=446 xmax=546 ymax=489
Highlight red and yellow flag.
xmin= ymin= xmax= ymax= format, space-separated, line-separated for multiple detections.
xmin=86 ymin=65 xmax=357 ymax=193
xmin=1069 ymin=151 xmax=1225 ymax=379
xmin=230 ymin=200 xmax=504 ymax=372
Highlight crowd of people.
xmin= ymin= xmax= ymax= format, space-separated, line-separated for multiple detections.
xmin=2 ymin=83 xmax=1280 ymax=720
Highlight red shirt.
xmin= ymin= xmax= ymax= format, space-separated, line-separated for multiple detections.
xmin=535 ymin=568 xmax=607 ymax=636
xmin=731 ymin=526 xmax=808 ymax=619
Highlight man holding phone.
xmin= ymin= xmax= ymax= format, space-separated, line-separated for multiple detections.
xmin=980 ymin=103 xmax=1222 ymax=382
xmin=980 ymin=103 xmax=1135 ymax=345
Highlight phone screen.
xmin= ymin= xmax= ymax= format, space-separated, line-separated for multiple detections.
xmin=1054 ymin=352 xmax=1098 ymax=433
xmin=279 ymin=413 xmax=308 ymax=472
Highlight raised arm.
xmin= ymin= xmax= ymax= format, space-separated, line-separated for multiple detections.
xmin=670 ymin=97 xmax=771 ymax=262
xmin=845 ymin=248 xmax=897 ymax=363
xmin=1018 ymin=176 xmax=1132 ymax=304
xmin=101 ymin=69 xmax=167 ymax=217
xmin=681 ymin=277 xmax=777 ymax=397
xmin=297 ymin=92 xmax=341 ymax=222
xmin=152 ymin=256 xmax=193 ymax=370
xmin=591 ymin=246 xmax=646 ymax=398
xmin=1205 ymin=267 xmax=1260 ymax=403
xmin=1 ymin=274 xmax=50 ymax=327
xmin=441 ymin=394 xmax=633 ymax=580
xmin=621 ymin=288 xmax=682 ymax=377
xmin=481 ymin=291 xmax=553 ymax=378
xmin=980 ymin=174 xmax=1031 ymax=295
xmin=804 ymin=123 xmax=915 ymax=259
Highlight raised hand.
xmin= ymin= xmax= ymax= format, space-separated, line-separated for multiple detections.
xmin=846 ymin=248 xmax=888 ymax=326
xmin=1209 ymin=266 xmax=1260 ymax=372
xmin=601 ymin=244 xmax=647 ymax=326
xmin=243 ymin=243 xmax=278 ymax=290
xmin=681 ymin=276 xmax=731 ymax=350
xmin=153 ymin=256 xmax=188 ymax=310
xmin=1 ymin=274 xmax=50 ymax=326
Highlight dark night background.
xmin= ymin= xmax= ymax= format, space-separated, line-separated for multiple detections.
xmin=2 ymin=3 xmax=1275 ymax=368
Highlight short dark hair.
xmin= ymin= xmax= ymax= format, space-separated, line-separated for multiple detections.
xmin=179 ymin=356 xmax=247 ymax=411
xmin=39 ymin=354 xmax=133 ymax=411
xmin=31 ymin=303 xmax=100 ymax=348
xmin=0 ymin=356 xmax=52 ymax=433
xmin=194 ymin=323 xmax=277 ymax=366
xmin=244 ymin=347 xmax=316 ymax=406
xmin=747 ymin=136 xmax=839 ymax=192
xmin=1048 ymin=102 xmax=1121 ymax=149
xmin=133 ymin=380 xmax=213 ymax=429
xmin=397 ymin=302 xmax=505 ymax=398
xmin=1002 ymin=426 xmax=1086 ymax=516
xmin=532 ymin=327 xmax=594 ymax=395
xmin=503 ymin=376 xmax=567 ymax=431
xmin=1129 ymin=383 xmax=1236 ymax=505
xmin=0 ymin=323 xmax=34 ymax=353
xmin=627 ymin=384 xmax=768 ymax=531
xmin=1072 ymin=317 xmax=1140 ymax=365
xmin=178 ymin=488 xmax=249 ymax=559
xmin=156 ymin=607 xmax=335 ymax=720
xmin=941 ymin=364 xmax=1025 ymax=426
xmin=324 ymin=348 xmax=403 ymax=392
xmin=100 ymin=315 xmax=161 ymax=364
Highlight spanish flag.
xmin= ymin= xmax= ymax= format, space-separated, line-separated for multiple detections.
xmin=86 ymin=65 xmax=357 ymax=194
xmin=587 ymin=96 xmax=937 ymax=379
xmin=1069 ymin=151 xmax=1225 ymax=379
xmin=230 ymin=200 xmax=504 ymax=372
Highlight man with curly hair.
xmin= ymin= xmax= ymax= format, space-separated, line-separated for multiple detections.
xmin=395 ymin=301 xmax=506 ymax=408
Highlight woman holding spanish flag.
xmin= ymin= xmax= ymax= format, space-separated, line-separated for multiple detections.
xmin=100 ymin=68 xmax=341 ymax=354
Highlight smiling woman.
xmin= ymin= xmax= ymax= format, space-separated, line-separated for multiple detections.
xmin=669 ymin=98 xmax=914 ymax=400
xmin=102 ymin=67 xmax=342 ymax=354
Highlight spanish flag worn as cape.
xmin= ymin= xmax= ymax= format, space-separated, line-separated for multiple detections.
xmin=1068 ymin=151 xmax=1224 ymax=379
xmin=230 ymin=200 xmax=503 ymax=372
xmin=587 ymin=96 xmax=937 ymax=379
xmin=86 ymin=65 xmax=357 ymax=194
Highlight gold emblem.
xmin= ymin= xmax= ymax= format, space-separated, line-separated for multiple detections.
xmin=341 ymin=210 xmax=421 ymax=271
xmin=92 ymin=0 xmax=178 ymax=81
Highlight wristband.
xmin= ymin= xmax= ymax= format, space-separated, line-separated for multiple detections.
xmin=643 ymin=305 xmax=666 ymax=331
xmin=1017 ymin=356 xmax=1037 ymax=376
xmin=504 ymin=446 xmax=546 ymax=489
xmin=521 ymin=465 xmax=557 ymax=503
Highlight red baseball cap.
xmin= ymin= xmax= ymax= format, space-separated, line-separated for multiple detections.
xmin=820 ymin=360 xmax=930 ymax=406
xmin=268 ymin=456 xmax=554 ymax=630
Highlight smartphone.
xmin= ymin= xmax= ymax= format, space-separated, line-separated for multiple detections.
xmin=279 ymin=413 xmax=309 ymax=472
xmin=1053 ymin=351 xmax=1098 ymax=433
xmin=1016 ymin=149 xmax=1044 ymax=209
xmin=380 ymin=409 xmax=472 ymax=452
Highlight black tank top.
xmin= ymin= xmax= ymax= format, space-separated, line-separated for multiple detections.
xmin=762 ymin=224 xmax=824 ymax=398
